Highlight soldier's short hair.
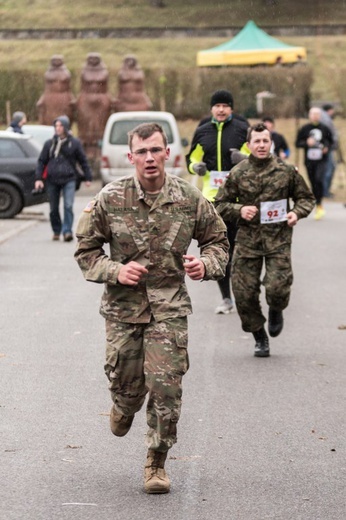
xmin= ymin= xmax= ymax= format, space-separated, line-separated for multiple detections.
xmin=128 ymin=122 xmax=168 ymax=150
xmin=247 ymin=122 xmax=272 ymax=142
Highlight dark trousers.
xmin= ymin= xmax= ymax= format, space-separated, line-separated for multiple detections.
xmin=305 ymin=159 xmax=326 ymax=205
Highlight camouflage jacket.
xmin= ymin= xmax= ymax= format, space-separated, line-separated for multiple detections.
xmin=75 ymin=174 xmax=229 ymax=323
xmin=214 ymin=154 xmax=315 ymax=251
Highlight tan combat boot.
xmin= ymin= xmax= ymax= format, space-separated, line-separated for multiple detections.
xmin=144 ymin=449 xmax=170 ymax=494
xmin=109 ymin=405 xmax=134 ymax=437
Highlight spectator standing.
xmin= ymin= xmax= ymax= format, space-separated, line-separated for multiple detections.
xmin=34 ymin=115 xmax=92 ymax=241
xmin=7 ymin=111 xmax=27 ymax=134
xmin=215 ymin=123 xmax=315 ymax=357
xmin=295 ymin=107 xmax=333 ymax=220
xmin=262 ymin=116 xmax=290 ymax=159
xmin=186 ymin=89 xmax=248 ymax=314
xmin=74 ymin=123 xmax=229 ymax=493
xmin=320 ymin=103 xmax=338 ymax=197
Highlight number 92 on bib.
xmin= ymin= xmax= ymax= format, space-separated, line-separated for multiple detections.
xmin=260 ymin=199 xmax=287 ymax=224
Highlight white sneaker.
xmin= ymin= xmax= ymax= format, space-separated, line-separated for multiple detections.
xmin=215 ymin=298 xmax=233 ymax=314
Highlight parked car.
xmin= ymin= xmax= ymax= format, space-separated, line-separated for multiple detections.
xmin=100 ymin=111 xmax=187 ymax=185
xmin=21 ymin=124 xmax=55 ymax=147
xmin=0 ymin=131 xmax=48 ymax=219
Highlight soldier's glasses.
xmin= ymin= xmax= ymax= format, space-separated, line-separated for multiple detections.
xmin=132 ymin=147 xmax=165 ymax=156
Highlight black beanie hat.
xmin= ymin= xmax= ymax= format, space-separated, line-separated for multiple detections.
xmin=210 ymin=89 xmax=233 ymax=108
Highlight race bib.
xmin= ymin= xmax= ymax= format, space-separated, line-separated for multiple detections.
xmin=260 ymin=199 xmax=287 ymax=224
xmin=307 ymin=148 xmax=323 ymax=160
xmin=210 ymin=170 xmax=229 ymax=189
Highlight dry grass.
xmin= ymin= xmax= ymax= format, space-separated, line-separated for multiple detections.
xmin=0 ymin=3 xmax=346 ymax=102
xmin=1 ymin=0 xmax=346 ymax=29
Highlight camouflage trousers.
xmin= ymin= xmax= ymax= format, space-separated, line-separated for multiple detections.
xmin=104 ymin=316 xmax=189 ymax=452
xmin=231 ymin=243 xmax=293 ymax=332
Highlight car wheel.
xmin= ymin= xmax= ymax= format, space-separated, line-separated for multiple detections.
xmin=0 ymin=182 xmax=23 ymax=219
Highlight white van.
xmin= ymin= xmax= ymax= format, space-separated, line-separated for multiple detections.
xmin=100 ymin=111 xmax=186 ymax=185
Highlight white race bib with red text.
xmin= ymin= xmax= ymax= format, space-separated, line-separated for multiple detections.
xmin=210 ymin=170 xmax=229 ymax=189
xmin=260 ymin=199 xmax=287 ymax=224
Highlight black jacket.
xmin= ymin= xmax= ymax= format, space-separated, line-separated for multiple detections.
xmin=295 ymin=122 xmax=333 ymax=163
xmin=186 ymin=117 xmax=248 ymax=174
xmin=35 ymin=134 xmax=92 ymax=185
xmin=272 ymin=131 xmax=290 ymax=157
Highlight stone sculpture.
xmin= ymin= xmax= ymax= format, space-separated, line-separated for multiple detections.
xmin=113 ymin=54 xmax=152 ymax=112
xmin=36 ymin=55 xmax=76 ymax=125
xmin=76 ymin=52 xmax=114 ymax=154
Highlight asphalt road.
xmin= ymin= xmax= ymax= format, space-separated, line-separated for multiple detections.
xmin=1 ymin=194 xmax=345 ymax=520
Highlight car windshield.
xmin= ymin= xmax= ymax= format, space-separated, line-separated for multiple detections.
xmin=109 ymin=120 xmax=174 ymax=145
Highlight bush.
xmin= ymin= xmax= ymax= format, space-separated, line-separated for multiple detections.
xmin=171 ymin=65 xmax=313 ymax=119
xmin=0 ymin=70 xmax=43 ymax=123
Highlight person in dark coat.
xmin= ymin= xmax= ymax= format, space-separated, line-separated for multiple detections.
xmin=34 ymin=115 xmax=92 ymax=241
xmin=186 ymin=89 xmax=249 ymax=315
xmin=7 ymin=111 xmax=27 ymax=134
xmin=295 ymin=107 xmax=333 ymax=220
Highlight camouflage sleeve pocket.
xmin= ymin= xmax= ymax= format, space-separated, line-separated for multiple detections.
xmin=76 ymin=210 xmax=94 ymax=237
xmin=76 ymin=200 xmax=97 ymax=237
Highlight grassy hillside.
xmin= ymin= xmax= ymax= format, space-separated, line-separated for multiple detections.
xmin=0 ymin=1 xmax=346 ymax=104
xmin=1 ymin=0 xmax=346 ymax=28
xmin=0 ymin=34 xmax=345 ymax=102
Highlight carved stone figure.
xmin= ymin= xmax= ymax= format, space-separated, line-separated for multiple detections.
xmin=76 ymin=53 xmax=114 ymax=151
xmin=36 ymin=55 xmax=76 ymax=125
xmin=113 ymin=55 xmax=152 ymax=112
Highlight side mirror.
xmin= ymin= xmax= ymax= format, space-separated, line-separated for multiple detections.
xmin=181 ymin=137 xmax=189 ymax=147
xmin=97 ymin=139 xmax=103 ymax=148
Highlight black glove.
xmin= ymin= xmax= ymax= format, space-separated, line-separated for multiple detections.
xmin=192 ymin=162 xmax=207 ymax=176
xmin=230 ymin=148 xmax=247 ymax=164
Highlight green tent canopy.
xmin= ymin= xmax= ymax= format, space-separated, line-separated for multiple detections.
xmin=197 ymin=20 xmax=307 ymax=67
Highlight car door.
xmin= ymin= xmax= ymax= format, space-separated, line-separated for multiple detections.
xmin=0 ymin=137 xmax=39 ymax=197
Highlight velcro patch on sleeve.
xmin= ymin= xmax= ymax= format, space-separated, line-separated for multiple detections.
xmin=83 ymin=200 xmax=95 ymax=213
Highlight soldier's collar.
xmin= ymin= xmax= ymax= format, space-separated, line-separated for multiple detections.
xmin=249 ymin=154 xmax=273 ymax=168
xmin=134 ymin=174 xmax=168 ymax=201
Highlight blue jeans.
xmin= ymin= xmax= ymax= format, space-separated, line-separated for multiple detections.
xmin=47 ymin=180 xmax=76 ymax=235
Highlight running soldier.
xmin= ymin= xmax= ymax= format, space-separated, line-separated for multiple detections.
xmin=215 ymin=123 xmax=315 ymax=357
xmin=74 ymin=123 xmax=229 ymax=493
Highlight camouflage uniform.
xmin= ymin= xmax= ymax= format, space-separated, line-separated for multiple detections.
xmin=75 ymin=173 xmax=228 ymax=451
xmin=215 ymin=154 xmax=315 ymax=333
